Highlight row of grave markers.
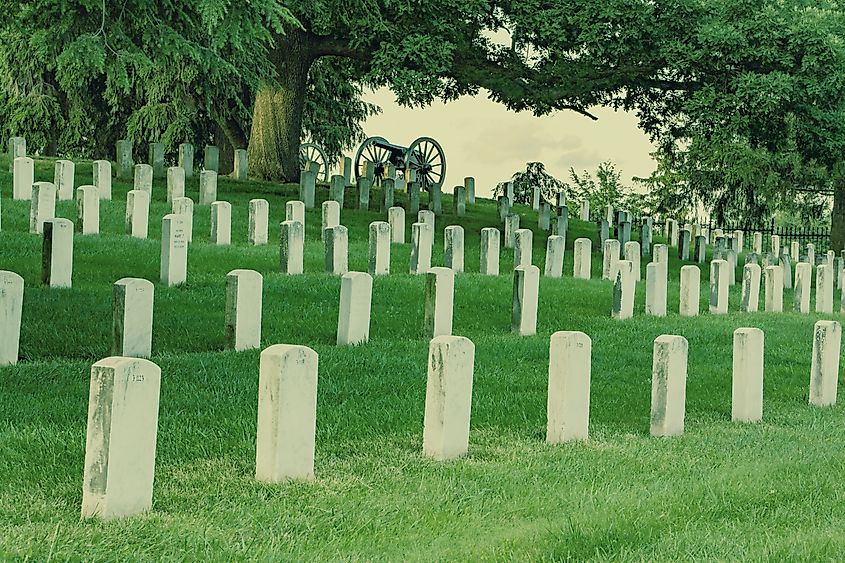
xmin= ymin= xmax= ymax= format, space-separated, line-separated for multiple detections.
xmin=76 ymin=319 xmax=841 ymax=519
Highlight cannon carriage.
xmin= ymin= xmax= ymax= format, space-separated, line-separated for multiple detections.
xmin=354 ymin=136 xmax=446 ymax=191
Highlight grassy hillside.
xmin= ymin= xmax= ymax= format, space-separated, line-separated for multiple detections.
xmin=2 ymin=156 xmax=845 ymax=560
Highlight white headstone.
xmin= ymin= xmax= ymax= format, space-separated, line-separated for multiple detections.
xmin=178 ymin=143 xmax=194 ymax=177
xmin=255 ymin=344 xmax=318 ymax=482
xmin=624 ymin=241 xmax=641 ymax=281
xmin=279 ymin=220 xmax=305 ymax=275
xmin=29 ymin=182 xmax=56 ymax=234
xmin=321 ymin=201 xmax=340 ymax=243
xmin=480 ymin=227 xmax=500 ymax=276
xmin=612 ymin=260 xmax=636 ymax=320
xmin=199 ymin=170 xmax=218 ymax=205
xmin=134 ymin=164 xmax=153 ymax=195
xmin=410 ymin=223 xmax=434 ymax=275
xmin=444 ymin=225 xmax=464 ymax=273
xmin=81 ymin=357 xmax=161 ymax=519
xmin=324 ymin=224 xmax=349 ymax=275
xmin=422 ymin=335 xmax=475 ymax=461
xmin=732 ymin=328 xmax=764 ymax=423
xmin=112 ymin=278 xmax=154 ymax=358
xmin=579 ymin=200 xmax=590 ymax=221
xmin=233 ymin=149 xmax=248 ymax=180
xmin=210 ymin=201 xmax=232 ymax=245
xmin=425 ymin=267 xmax=454 ymax=337
xmin=92 ymin=160 xmax=112 ymax=201
xmin=602 ymin=239 xmax=620 ymax=281
xmin=809 ymin=320 xmax=841 ymax=407
xmin=512 ymin=265 xmax=540 ymax=336
xmin=771 ymin=235 xmax=781 ymax=259
xmin=42 ymin=218 xmax=73 ymax=288
xmin=816 ymin=264 xmax=834 ymax=314
xmin=514 ymin=229 xmax=533 ymax=268
xmin=285 ymin=200 xmax=305 ymax=230
xmin=544 ymin=235 xmax=565 ymax=278
xmin=171 ymin=197 xmax=194 ymax=243
xmin=225 ymin=269 xmax=263 ymax=351
xmin=125 ymin=190 xmax=150 ymax=239
xmin=337 ymin=272 xmax=373 ymax=346
xmin=644 ymin=262 xmax=666 ymax=317
xmin=166 ymin=167 xmax=185 ymax=203
xmin=418 ymin=209 xmax=435 ymax=232
xmin=248 ymin=199 xmax=269 ymax=245
xmin=740 ymin=263 xmax=761 ymax=313
xmin=368 ymin=221 xmax=391 ymax=275
xmin=388 ymin=207 xmax=405 ymax=244
xmin=160 ymin=214 xmax=188 ymax=286
xmin=752 ymin=232 xmax=763 ymax=254
xmin=794 ymin=262 xmax=811 ymax=313
xmin=573 ymin=238 xmax=592 ymax=280
xmin=13 ymin=156 xmax=34 ymax=200
xmin=546 ymin=331 xmax=591 ymax=443
xmin=76 ymin=186 xmax=99 ymax=235
xmin=504 ymin=214 xmax=520 ymax=248
xmin=678 ymin=265 xmax=699 ymax=316
xmin=54 ymin=159 xmax=75 ymax=200
xmin=709 ymin=259 xmax=730 ymax=314
xmin=650 ymin=335 xmax=688 ymax=437
xmin=0 ymin=271 xmax=24 ymax=366
xmin=763 ymin=265 xmax=783 ymax=313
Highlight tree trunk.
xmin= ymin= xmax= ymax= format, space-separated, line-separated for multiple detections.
xmin=248 ymin=30 xmax=313 ymax=183
xmin=831 ymin=162 xmax=845 ymax=252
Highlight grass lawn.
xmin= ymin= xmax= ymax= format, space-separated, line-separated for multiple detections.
xmin=2 ymin=156 xmax=845 ymax=560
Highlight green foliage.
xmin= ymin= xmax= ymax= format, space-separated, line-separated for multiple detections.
xmin=565 ymin=161 xmax=650 ymax=219
xmin=494 ymin=162 xmax=565 ymax=205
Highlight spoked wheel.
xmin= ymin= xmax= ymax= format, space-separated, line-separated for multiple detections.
xmin=405 ymin=137 xmax=445 ymax=192
xmin=354 ymin=136 xmax=391 ymax=184
xmin=299 ymin=143 xmax=330 ymax=182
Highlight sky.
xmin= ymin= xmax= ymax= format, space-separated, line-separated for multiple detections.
xmin=355 ymin=87 xmax=657 ymax=199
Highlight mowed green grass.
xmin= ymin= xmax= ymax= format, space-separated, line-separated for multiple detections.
xmin=2 ymin=155 xmax=845 ymax=561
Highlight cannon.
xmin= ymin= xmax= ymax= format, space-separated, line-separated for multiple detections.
xmin=299 ymin=142 xmax=330 ymax=182
xmin=354 ymin=136 xmax=446 ymax=191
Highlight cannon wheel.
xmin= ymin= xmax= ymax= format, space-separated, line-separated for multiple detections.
xmin=354 ymin=136 xmax=391 ymax=183
xmin=299 ymin=143 xmax=330 ymax=182
xmin=405 ymin=137 xmax=445 ymax=191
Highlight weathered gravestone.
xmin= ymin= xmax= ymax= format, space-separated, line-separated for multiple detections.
xmin=740 ymin=263 xmax=761 ymax=313
xmin=410 ymin=223 xmax=433 ymax=274
xmin=425 ymin=267 xmax=455 ymax=337
xmin=112 ymin=278 xmax=154 ymax=358
xmin=0 ymin=271 xmax=24 ymax=366
xmin=546 ymin=331 xmax=591 ymax=443
xmin=255 ymin=345 xmax=318 ymax=482
xmin=279 ymin=220 xmax=304 ymax=275
xmin=249 ymin=199 xmax=269 ymax=246
xmin=337 ymin=272 xmax=373 ymax=346
xmin=573 ymin=238 xmax=592 ymax=280
xmin=480 ymin=228 xmax=500 ymax=276
xmin=81 ymin=357 xmax=161 ymax=519
xmin=324 ymin=225 xmax=349 ymax=275
xmin=42 ymin=218 xmax=73 ymax=288
xmin=512 ymin=265 xmax=540 ymax=336
xmin=444 ymin=225 xmax=464 ymax=273
xmin=166 ymin=167 xmax=185 ymax=203
xmin=809 ymin=320 xmax=841 ymax=407
xmin=650 ymin=335 xmax=688 ymax=437
xmin=76 ymin=186 xmax=99 ymax=235
xmin=199 ymin=170 xmax=218 ymax=205
xmin=225 ymin=270 xmax=263 ymax=351
xmin=91 ymin=160 xmax=112 ymax=201
xmin=679 ymin=265 xmax=699 ymax=317
xmin=210 ymin=201 xmax=232 ymax=245
xmin=422 ymin=336 xmax=475 ymax=461
xmin=368 ymin=221 xmax=391 ymax=275
xmin=544 ymin=236 xmax=564 ymax=278
xmin=171 ymin=197 xmax=194 ymax=243
xmin=160 ymin=214 xmax=188 ymax=286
